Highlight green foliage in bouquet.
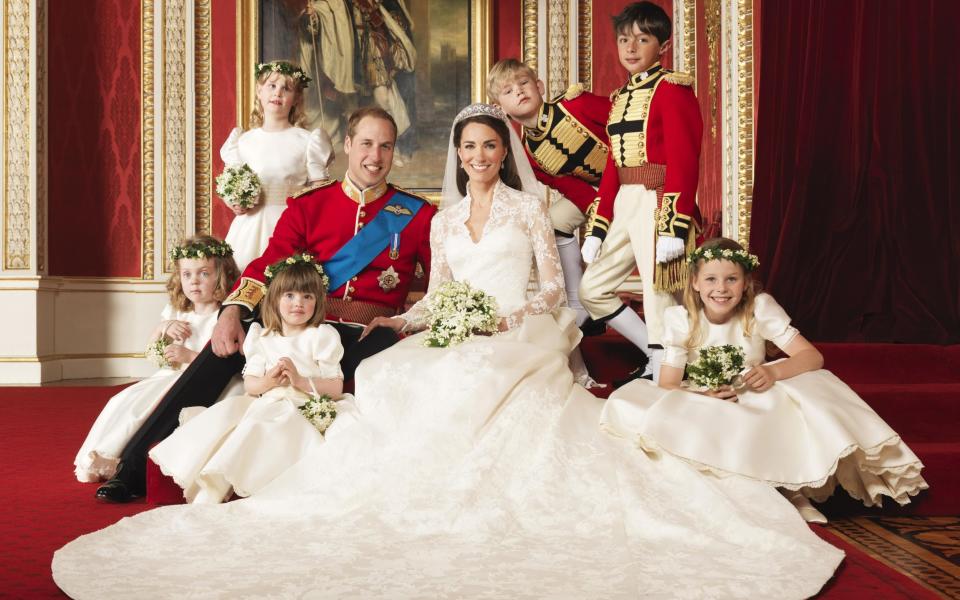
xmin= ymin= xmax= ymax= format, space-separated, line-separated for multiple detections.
xmin=215 ymin=164 xmax=262 ymax=209
xmin=299 ymin=394 xmax=337 ymax=434
xmin=423 ymin=281 xmax=499 ymax=348
xmin=685 ymin=344 xmax=746 ymax=391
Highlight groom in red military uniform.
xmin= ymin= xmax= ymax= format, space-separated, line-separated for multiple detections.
xmin=96 ymin=107 xmax=436 ymax=502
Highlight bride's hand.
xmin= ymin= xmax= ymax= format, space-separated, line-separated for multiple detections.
xmin=360 ymin=316 xmax=406 ymax=340
xmin=700 ymin=386 xmax=738 ymax=402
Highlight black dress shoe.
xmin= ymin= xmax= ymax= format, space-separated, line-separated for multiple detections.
xmin=579 ymin=317 xmax=607 ymax=337
xmin=613 ymin=354 xmax=652 ymax=389
xmin=95 ymin=478 xmax=142 ymax=503
xmin=95 ymin=462 xmax=144 ymax=503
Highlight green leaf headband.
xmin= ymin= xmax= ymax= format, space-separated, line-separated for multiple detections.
xmin=264 ymin=253 xmax=330 ymax=291
xmin=255 ymin=61 xmax=311 ymax=88
xmin=687 ymin=246 xmax=760 ymax=272
xmin=170 ymin=240 xmax=233 ymax=262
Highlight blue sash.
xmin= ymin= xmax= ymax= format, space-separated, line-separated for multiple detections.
xmin=323 ymin=191 xmax=424 ymax=292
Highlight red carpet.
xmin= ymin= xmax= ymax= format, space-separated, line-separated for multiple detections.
xmin=1 ymin=339 xmax=954 ymax=598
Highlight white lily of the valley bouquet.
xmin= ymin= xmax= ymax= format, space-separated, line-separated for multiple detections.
xmin=685 ymin=344 xmax=746 ymax=391
xmin=215 ymin=164 xmax=262 ymax=209
xmin=423 ymin=281 xmax=499 ymax=348
xmin=299 ymin=394 xmax=337 ymax=434
xmin=145 ymin=338 xmax=171 ymax=369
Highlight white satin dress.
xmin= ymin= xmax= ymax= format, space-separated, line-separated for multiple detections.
xmin=602 ymin=294 xmax=928 ymax=506
xmin=220 ymin=126 xmax=333 ymax=271
xmin=54 ymin=182 xmax=844 ymax=599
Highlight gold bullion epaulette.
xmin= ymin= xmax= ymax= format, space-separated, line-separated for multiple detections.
xmin=563 ymin=83 xmax=585 ymax=101
xmin=663 ymin=71 xmax=694 ymax=86
xmin=291 ymin=179 xmax=334 ymax=199
xmin=390 ymin=184 xmax=433 ymax=206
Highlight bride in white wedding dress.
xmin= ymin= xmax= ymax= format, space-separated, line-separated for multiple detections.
xmin=53 ymin=105 xmax=843 ymax=599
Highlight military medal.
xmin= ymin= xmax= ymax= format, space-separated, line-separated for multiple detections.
xmin=389 ymin=233 xmax=400 ymax=260
xmin=378 ymin=266 xmax=400 ymax=291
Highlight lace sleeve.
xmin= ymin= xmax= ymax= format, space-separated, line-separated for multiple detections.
xmin=504 ymin=192 xmax=565 ymax=329
xmin=397 ymin=212 xmax=453 ymax=331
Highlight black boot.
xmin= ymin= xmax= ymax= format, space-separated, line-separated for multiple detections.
xmin=612 ymin=354 xmax=652 ymax=389
xmin=95 ymin=461 xmax=144 ymax=503
xmin=579 ymin=317 xmax=607 ymax=337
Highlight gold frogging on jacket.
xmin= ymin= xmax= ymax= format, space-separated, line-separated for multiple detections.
xmin=524 ymin=88 xmax=608 ymax=183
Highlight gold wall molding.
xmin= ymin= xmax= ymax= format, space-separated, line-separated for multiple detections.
xmin=36 ymin=0 xmax=47 ymax=274
xmin=471 ymin=0 xmax=493 ymax=102
xmin=577 ymin=0 xmax=591 ymax=90
xmin=163 ymin=0 xmax=187 ymax=273
xmin=720 ymin=0 xmax=754 ymax=245
xmin=673 ymin=0 xmax=696 ymax=82
xmin=0 ymin=352 xmax=146 ymax=363
xmin=704 ymin=0 xmax=720 ymax=139
xmin=194 ymin=0 xmax=212 ymax=235
xmin=3 ymin=0 xmax=32 ymax=270
xmin=546 ymin=0 xmax=569 ymax=97
xmin=141 ymin=0 xmax=155 ymax=279
xmin=522 ymin=0 xmax=538 ymax=72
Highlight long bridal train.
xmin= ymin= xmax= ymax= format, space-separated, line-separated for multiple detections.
xmin=53 ymin=304 xmax=843 ymax=598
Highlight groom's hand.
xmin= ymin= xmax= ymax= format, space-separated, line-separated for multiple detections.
xmin=212 ymin=305 xmax=246 ymax=357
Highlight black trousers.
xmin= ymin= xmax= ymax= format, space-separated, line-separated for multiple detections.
xmin=116 ymin=321 xmax=398 ymax=489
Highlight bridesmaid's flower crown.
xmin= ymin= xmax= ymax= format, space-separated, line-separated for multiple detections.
xmin=687 ymin=246 xmax=760 ymax=272
xmin=454 ymin=103 xmax=509 ymax=125
xmin=255 ymin=61 xmax=312 ymax=88
xmin=170 ymin=239 xmax=233 ymax=262
xmin=264 ymin=253 xmax=330 ymax=290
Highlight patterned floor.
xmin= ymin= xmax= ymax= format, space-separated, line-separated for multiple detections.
xmin=828 ymin=516 xmax=960 ymax=598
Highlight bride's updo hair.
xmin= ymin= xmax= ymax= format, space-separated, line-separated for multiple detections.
xmin=452 ymin=113 xmax=524 ymax=197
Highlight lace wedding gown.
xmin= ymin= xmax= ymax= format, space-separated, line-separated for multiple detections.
xmin=54 ymin=182 xmax=843 ymax=599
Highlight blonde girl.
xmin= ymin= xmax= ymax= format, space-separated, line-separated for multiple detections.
xmin=603 ymin=237 xmax=927 ymax=523
xmin=74 ymin=236 xmax=242 ymax=482
xmin=220 ymin=61 xmax=335 ymax=271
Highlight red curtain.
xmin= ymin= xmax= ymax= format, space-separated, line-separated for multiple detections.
xmin=751 ymin=0 xmax=960 ymax=343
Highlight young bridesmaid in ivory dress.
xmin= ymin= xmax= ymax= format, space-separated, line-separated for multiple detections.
xmin=603 ymin=237 xmax=928 ymax=522
xmin=220 ymin=61 xmax=334 ymax=271
xmin=74 ymin=236 xmax=242 ymax=482
xmin=149 ymin=255 xmax=354 ymax=504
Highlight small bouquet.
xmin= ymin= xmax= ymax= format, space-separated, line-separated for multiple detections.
xmin=215 ymin=163 xmax=261 ymax=209
xmin=300 ymin=394 xmax=337 ymax=434
xmin=423 ymin=281 xmax=499 ymax=348
xmin=685 ymin=344 xmax=746 ymax=391
xmin=145 ymin=338 xmax=171 ymax=369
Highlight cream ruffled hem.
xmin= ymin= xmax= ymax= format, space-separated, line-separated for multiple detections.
xmin=602 ymin=425 xmax=928 ymax=508
xmin=75 ymin=451 xmax=121 ymax=483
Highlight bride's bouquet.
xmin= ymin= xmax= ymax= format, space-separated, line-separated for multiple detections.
xmin=685 ymin=344 xmax=746 ymax=391
xmin=299 ymin=394 xmax=337 ymax=434
xmin=423 ymin=281 xmax=499 ymax=348
xmin=215 ymin=163 xmax=261 ymax=209
xmin=145 ymin=338 xmax=171 ymax=369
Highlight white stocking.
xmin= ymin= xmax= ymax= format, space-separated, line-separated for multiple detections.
xmin=556 ymin=236 xmax=588 ymax=326
xmin=607 ymin=308 xmax=654 ymax=359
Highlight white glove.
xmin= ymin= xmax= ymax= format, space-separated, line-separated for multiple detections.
xmin=655 ymin=235 xmax=686 ymax=263
xmin=581 ymin=236 xmax=603 ymax=264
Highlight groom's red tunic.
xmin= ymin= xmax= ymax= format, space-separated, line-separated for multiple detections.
xmin=224 ymin=179 xmax=436 ymax=323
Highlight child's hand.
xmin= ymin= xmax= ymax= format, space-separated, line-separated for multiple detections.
xmin=164 ymin=320 xmax=192 ymax=342
xmin=229 ymin=204 xmax=250 ymax=216
xmin=700 ymin=385 xmax=738 ymax=402
xmin=741 ymin=364 xmax=776 ymax=392
xmin=163 ymin=343 xmax=197 ymax=366
xmin=265 ymin=363 xmax=288 ymax=387
xmin=276 ymin=357 xmax=304 ymax=389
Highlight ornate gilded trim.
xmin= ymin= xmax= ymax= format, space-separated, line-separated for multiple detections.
xmin=522 ymin=0 xmax=538 ymax=72
xmin=546 ymin=0 xmax=568 ymax=98
xmin=35 ymin=0 xmax=47 ymax=274
xmin=3 ymin=0 xmax=32 ymax=270
xmin=194 ymin=0 xmax=212 ymax=235
xmin=163 ymin=0 xmax=187 ymax=273
xmin=736 ymin=0 xmax=754 ymax=245
xmin=577 ymin=0 xmax=591 ymax=90
xmin=720 ymin=0 xmax=754 ymax=245
xmin=673 ymin=0 xmax=696 ymax=83
xmin=141 ymin=0 xmax=155 ymax=279
xmin=470 ymin=0 xmax=493 ymax=102
xmin=705 ymin=0 xmax=720 ymax=139
xmin=236 ymin=0 xmax=257 ymax=129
